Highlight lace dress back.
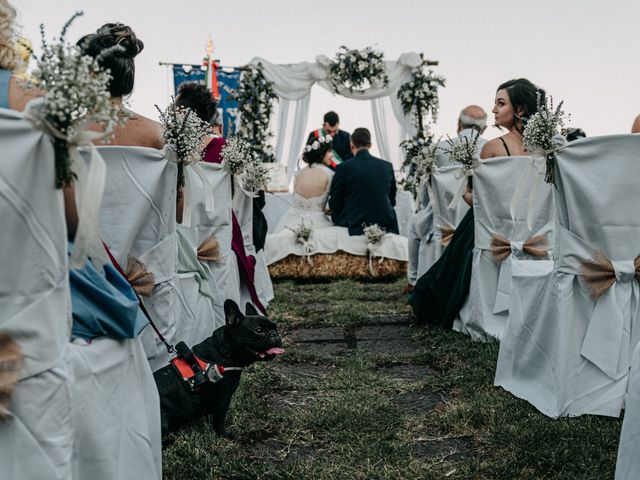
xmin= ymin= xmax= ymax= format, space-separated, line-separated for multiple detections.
xmin=274 ymin=164 xmax=334 ymax=231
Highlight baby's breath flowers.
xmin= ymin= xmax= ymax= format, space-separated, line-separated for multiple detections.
xmin=31 ymin=12 xmax=123 ymax=188
xmin=286 ymin=220 xmax=314 ymax=263
xmin=156 ymin=100 xmax=211 ymax=194
xmin=523 ymin=94 xmax=570 ymax=185
xmin=239 ymin=160 xmax=270 ymax=195
xmin=221 ymin=136 xmax=253 ymax=175
xmin=363 ymin=223 xmax=386 ymax=275
xmin=413 ymin=144 xmax=437 ymax=186
xmin=442 ymin=130 xmax=482 ymax=174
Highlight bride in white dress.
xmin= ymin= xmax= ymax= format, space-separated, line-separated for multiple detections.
xmin=265 ymin=135 xmax=408 ymax=269
xmin=273 ymin=134 xmax=335 ymax=232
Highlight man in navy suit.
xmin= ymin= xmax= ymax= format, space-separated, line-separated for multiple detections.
xmin=328 ymin=128 xmax=399 ymax=236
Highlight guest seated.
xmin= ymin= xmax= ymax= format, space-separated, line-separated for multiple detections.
xmin=175 ymin=81 xmax=267 ymax=314
xmin=77 ymin=23 xmax=163 ymax=149
xmin=405 ymin=106 xmax=487 ymax=293
xmin=0 ymin=1 xmax=40 ymax=111
xmin=410 ymin=78 xmax=543 ymax=327
xmin=329 ymin=127 xmax=399 ymax=235
xmin=274 ymin=132 xmax=335 ymax=232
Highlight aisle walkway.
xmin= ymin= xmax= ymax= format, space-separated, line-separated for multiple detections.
xmin=163 ymin=279 xmax=621 ymax=480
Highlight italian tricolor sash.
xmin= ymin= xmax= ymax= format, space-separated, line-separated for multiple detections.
xmin=314 ymin=128 xmax=343 ymax=169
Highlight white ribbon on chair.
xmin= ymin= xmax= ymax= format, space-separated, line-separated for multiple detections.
xmin=23 ymin=98 xmax=109 ymax=269
xmin=163 ymin=146 xmax=215 ymax=228
xmin=557 ymin=224 xmax=640 ymax=380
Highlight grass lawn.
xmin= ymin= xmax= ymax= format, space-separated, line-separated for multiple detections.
xmin=163 ymin=278 xmax=622 ymax=480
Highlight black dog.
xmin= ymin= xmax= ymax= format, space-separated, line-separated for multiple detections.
xmin=154 ymin=299 xmax=283 ymax=436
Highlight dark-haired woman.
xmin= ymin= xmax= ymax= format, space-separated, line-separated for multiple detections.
xmin=78 ymin=23 xmax=163 ymax=148
xmin=175 ymin=81 xmax=269 ymax=313
xmin=410 ymin=78 xmax=542 ymax=328
xmin=274 ymin=135 xmax=335 ymax=232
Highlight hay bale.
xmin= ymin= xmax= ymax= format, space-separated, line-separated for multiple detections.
xmin=268 ymin=252 xmax=407 ymax=280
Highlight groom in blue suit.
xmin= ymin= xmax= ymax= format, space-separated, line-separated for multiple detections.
xmin=328 ymin=128 xmax=399 ymax=236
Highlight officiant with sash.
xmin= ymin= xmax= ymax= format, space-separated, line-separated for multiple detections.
xmin=307 ymin=111 xmax=353 ymax=170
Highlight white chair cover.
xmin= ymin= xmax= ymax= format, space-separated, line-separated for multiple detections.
xmin=615 ymin=343 xmax=640 ymax=480
xmin=233 ymin=180 xmax=274 ymax=309
xmin=465 ymin=156 xmax=554 ymax=341
xmin=428 ymin=165 xmax=471 ymax=263
xmin=95 ymin=146 xmax=178 ymax=371
xmin=175 ymin=163 xmax=232 ymax=342
xmin=0 ymin=107 xmax=73 ymax=479
xmin=66 ymin=338 xmax=161 ymax=480
xmin=496 ymin=135 xmax=640 ymax=417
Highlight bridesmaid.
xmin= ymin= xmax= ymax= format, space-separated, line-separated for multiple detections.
xmin=410 ymin=78 xmax=543 ymax=328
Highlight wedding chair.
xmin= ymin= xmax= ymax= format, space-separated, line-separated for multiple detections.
xmin=66 ymin=337 xmax=161 ymax=480
xmin=233 ymin=181 xmax=275 ymax=309
xmin=0 ymin=107 xmax=74 ymax=480
xmin=462 ymin=156 xmax=554 ymax=341
xmin=63 ymin=146 xmax=169 ymax=478
xmin=417 ymin=165 xmax=471 ymax=278
xmin=615 ymin=343 xmax=640 ymax=479
xmin=495 ymin=135 xmax=640 ymax=417
xmin=95 ymin=146 xmax=179 ymax=371
xmin=175 ymin=162 xmax=233 ymax=344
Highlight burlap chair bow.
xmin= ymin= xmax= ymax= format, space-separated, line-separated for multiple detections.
xmin=0 ymin=333 xmax=23 ymax=419
xmin=491 ymin=233 xmax=548 ymax=262
xmin=439 ymin=225 xmax=455 ymax=247
xmin=197 ymin=235 xmax=220 ymax=262
xmin=125 ymin=256 xmax=156 ymax=297
xmin=581 ymin=251 xmax=640 ymax=300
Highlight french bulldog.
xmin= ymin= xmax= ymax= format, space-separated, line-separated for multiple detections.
xmin=154 ymin=299 xmax=283 ymax=436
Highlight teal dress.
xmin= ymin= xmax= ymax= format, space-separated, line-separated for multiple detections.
xmin=68 ymin=244 xmax=148 ymax=340
xmin=0 ymin=69 xmax=10 ymax=108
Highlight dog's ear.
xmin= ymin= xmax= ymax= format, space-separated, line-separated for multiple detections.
xmin=224 ymin=299 xmax=243 ymax=326
xmin=244 ymin=302 xmax=259 ymax=317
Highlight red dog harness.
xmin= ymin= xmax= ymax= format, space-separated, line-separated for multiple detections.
xmin=170 ymin=341 xmax=243 ymax=393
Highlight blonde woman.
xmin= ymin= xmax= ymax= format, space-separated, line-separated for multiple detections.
xmin=0 ymin=0 xmax=38 ymax=110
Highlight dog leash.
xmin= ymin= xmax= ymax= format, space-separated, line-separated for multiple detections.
xmin=102 ymin=242 xmax=176 ymax=355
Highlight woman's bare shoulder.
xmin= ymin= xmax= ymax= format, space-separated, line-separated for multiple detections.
xmin=480 ymin=137 xmax=504 ymax=160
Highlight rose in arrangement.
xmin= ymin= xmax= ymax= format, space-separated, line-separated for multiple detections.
xmin=329 ymin=46 xmax=389 ymax=94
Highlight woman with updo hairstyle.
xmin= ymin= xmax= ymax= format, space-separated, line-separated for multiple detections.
xmin=0 ymin=0 xmax=40 ymax=111
xmin=77 ymin=23 xmax=163 ymax=148
xmin=271 ymin=135 xmax=335 ymax=232
xmin=410 ymin=78 xmax=544 ymax=329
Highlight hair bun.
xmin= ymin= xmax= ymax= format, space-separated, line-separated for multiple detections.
xmin=95 ymin=23 xmax=143 ymax=58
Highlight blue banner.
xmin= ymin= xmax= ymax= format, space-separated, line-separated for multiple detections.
xmin=171 ymin=64 xmax=240 ymax=138
xmin=172 ymin=64 xmax=206 ymax=93
xmin=216 ymin=68 xmax=241 ymax=137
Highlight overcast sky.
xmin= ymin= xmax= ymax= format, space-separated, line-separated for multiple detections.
xmin=11 ymin=0 xmax=640 ymax=145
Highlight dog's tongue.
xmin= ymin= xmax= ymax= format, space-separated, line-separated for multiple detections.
xmin=265 ymin=347 xmax=285 ymax=355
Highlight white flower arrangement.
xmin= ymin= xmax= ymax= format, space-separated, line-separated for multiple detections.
xmin=329 ymin=46 xmax=389 ymax=93
xmin=441 ymin=130 xmax=482 ymax=174
xmin=286 ymin=220 xmax=314 ymax=263
xmin=31 ymin=12 xmax=124 ymax=188
xmin=413 ymin=144 xmax=437 ymax=185
xmin=229 ymin=64 xmax=278 ymax=163
xmin=363 ymin=223 xmax=385 ymax=245
xmin=156 ymin=100 xmax=211 ymax=193
xmin=363 ymin=223 xmax=386 ymax=276
xmin=221 ymin=135 xmax=253 ymax=175
xmin=239 ymin=160 xmax=270 ymax=195
xmin=304 ymin=134 xmax=333 ymax=153
xmin=523 ymin=94 xmax=570 ymax=185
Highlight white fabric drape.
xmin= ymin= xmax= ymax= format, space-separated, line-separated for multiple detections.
xmin=250 ymin=53 xmax=422 ymax=181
